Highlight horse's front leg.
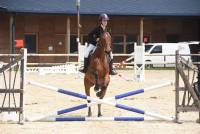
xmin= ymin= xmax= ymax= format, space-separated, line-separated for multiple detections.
xmin=98 ymin=75 xmax=110 ymax=117
xmin=97 ymin=87 xmax=107 ymax=117
xmin=87 ymin=100 xmax=92 ymax=117
xmin=94 ymin=71 xmax=99 ymax=92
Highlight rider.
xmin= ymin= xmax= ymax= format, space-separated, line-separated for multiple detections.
xmin=79 ymin=13 xmax=117 ymax=75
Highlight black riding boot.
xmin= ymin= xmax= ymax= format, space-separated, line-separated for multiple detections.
xmin=79 ymin=58 xmax=89 ymax=73
xmin=109 ymin=59 xmax=117 ymax=75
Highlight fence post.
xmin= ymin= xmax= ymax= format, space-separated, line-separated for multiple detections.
xmin=19 ymin=48 xmax=27 ymax=124
xmin=175 ymin=50 xmax=180 ymax=123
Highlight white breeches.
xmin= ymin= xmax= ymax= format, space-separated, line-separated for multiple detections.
xmin=84 ymin=43 xmax=113 ymax=60
xmin=84 ymin=44 xmax=96 ymax=58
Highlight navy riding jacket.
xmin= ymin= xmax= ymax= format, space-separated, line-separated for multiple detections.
xmin=87 ymin=26 xmax=106 ymax=46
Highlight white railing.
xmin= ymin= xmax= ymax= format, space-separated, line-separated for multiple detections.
xmin=1 ymin=53 xmax=200 ymax=66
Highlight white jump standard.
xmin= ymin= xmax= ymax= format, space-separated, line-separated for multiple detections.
xmin=27 ymin=81 xmax=174 ymax=122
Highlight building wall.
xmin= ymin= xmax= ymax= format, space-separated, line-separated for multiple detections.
xmin=0 ymin=13 xmax=200 ymax=63
xmin=0 ymin=13 xmax=10 ymax=53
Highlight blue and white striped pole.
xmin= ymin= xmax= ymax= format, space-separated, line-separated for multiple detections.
xmin=39 ymin=116 xmax=144 ymax=122
xmin=26 ymin=104 xmax=89 ymax=122
xmin=27 ymin=81 xmax=88 ymax=99
xmin=114 ymin=81 xmax=173 ymax=100
xmin=28 ymin=81 xmax=172 ymax=101
xmin=86 ymin=96 xmax=174 ymax=121
xmin=27 ymin=81 xmax=174 ymax=122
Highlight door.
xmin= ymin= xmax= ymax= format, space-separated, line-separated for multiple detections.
xmin=24 ymin=34 xmax=36 ymax=53
xmin=24 ymin=34 xmax=37 ymax=63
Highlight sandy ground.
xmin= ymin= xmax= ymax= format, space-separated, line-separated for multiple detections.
xmin=0 ymin=69 xmax=200 ymax=134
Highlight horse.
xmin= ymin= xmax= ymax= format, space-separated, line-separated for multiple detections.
xmin=84 ymin=31 xmax=111 ymax=117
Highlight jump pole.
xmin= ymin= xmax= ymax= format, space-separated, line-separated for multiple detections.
xmin=40 ymin=116 xmax=144 ymax=122
xmin=27 ymin=81 xmax=173 ymax=100
xmin=27 ymin=81 xmax=174 ymax=122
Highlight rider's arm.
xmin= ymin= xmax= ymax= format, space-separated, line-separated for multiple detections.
xmin=87 ymin=27 xmax=101 ymax=45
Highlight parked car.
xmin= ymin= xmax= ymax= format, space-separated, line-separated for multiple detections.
xmin=144 ymin=42 xmax=192 ymax=67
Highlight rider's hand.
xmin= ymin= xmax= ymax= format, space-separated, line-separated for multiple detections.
xmin=96 ymin=38 xmax=100 ymax=42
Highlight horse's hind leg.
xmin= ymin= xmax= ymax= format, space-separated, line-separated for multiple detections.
xmin=98 ymin=102 xmax=102 ymax=117
xmin=87 ymin=101 xmax=92 ymax=117
xmin=84 ymin=82 xmax=92 ymax=117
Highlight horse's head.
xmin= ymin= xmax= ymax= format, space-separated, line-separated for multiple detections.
xmin=99 ymin=32 xmax=112 ymax=53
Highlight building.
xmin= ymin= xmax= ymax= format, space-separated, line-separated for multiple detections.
xmin=0 ymin=0 xmax=200 ymax=62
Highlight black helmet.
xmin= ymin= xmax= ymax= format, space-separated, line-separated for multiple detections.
xmin=99 ymin=13 xmax=109 ymax=21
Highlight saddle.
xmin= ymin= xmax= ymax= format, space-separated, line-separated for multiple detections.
xmin=88 ymin=51 xmax=111 ymax=65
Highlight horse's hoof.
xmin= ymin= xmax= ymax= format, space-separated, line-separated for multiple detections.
xmin=94 ymin=86 xmax=99 ymax=92
xmin=96 ymin=91 xmax=102 ymax=97
xmin=98 ymin=114 xmax=102 ymax=117
xmin=87 ymin=113 xmax=92 ymax=117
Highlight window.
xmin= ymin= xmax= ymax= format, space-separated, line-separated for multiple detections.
xmin=70 ymin=35 xmax=78 ymax=53
xmin=145 ymin=45 xmax=153 ymax=52
xmin=126 ymin=35 xmax=137 ymax=53
xmin=113 ymin=35 xmax=124 ymax=53
xmin=24 ymin=34 xmax=37 ymax=53
xmin=167 ymin=34 xmax=179 ymax=43
xmin=150 ymin=45 xmax=162 ymax=54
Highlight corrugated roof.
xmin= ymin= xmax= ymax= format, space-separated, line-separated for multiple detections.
xmin=0 ymin=5 xmax=7 ymax=11
xmin=0 ymin=0 xmax=200 ymax=16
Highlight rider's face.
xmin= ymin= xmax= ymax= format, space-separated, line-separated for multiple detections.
xmin=101 ymin=20 xmax=108 ymax=27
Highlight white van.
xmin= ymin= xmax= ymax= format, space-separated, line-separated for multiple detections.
xmin=144 ymin=43 xmax=191 ymax=67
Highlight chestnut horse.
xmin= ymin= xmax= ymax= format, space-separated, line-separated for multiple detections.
xmin=84 ymin=31 xmax=111 ymax=117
